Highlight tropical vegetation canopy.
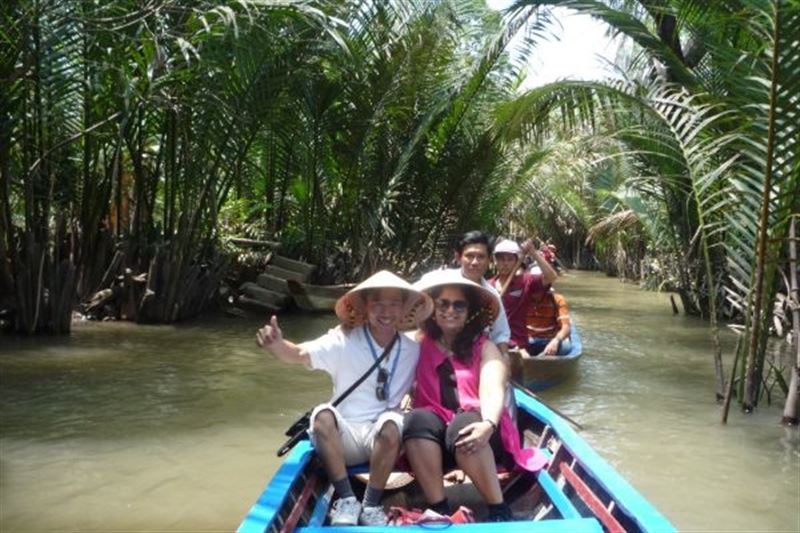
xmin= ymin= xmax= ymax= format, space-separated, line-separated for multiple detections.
xmin=1 ymin=0 xmax=797 ymax=418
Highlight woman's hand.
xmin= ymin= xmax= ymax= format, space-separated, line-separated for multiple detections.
xmin=454 ymin=420 xmax=495 ymax=455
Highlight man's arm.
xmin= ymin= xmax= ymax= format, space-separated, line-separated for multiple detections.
xmin=522 ymin=239 xmax=557 ymax=286
xmin=256 ymin=315 xmax=312 ymax=366
xmin=542 ymin=318 xmax=571 ymax=355
xmin=543 ymin=295 xmax=571 ymax=356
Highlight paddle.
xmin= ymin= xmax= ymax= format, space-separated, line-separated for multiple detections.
xmin=497 ymin=237 xmax=538 ymax=296
xmin=510 ymin=378 xmax=584 ymax=431
xmin=498 ymin=254 xmax=523 ymax=296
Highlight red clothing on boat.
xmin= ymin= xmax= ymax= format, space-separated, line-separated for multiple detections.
xmin=413 ymin=335 xmax=548 ymax=472
xmin=489 ymin=272 xmax=546 ymax=347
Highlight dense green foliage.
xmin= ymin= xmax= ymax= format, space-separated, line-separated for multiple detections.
xmin=1 ymin=0 xmax=797 ymax=414
xmin=501 ymin=0 xmax=799 ymax=410
xmin=1 ymin=0 xmax=546 ymax=331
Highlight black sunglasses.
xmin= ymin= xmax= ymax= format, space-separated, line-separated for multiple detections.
xmin=435 ymin=298 xmax=468 ymax=313
xmin=376 ymin=367 xmax=388 ymax=401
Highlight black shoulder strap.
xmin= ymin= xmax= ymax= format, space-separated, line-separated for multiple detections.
xmin=276 ymin=332 xmax=400 ymax=457
xmin=331 ymin=332 xmax=399 ymax=408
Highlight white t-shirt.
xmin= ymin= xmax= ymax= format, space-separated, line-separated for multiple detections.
xmin=300 ymin=326 xmax=420 ymax=423
xmin=481 ymin=276 xmax=511 ymax=345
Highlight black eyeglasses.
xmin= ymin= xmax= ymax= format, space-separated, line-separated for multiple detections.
xmin=376 ymin=367 xmax=388 ymax=401
xmin=435 ymin=298 xmax=468 ymax=314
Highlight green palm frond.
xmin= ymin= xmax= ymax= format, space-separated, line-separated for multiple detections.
xmin=726 ymin=0 xmax=800 ymax=408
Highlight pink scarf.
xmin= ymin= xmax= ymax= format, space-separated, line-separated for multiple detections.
xmin=413 ymin=335 xmax=548 ymax=472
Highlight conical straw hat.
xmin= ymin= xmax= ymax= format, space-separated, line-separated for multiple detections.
xmin=412 ymin=269 xmax=500 ymax=329
xmin=334 ymin=270 xmax=433 ymax=330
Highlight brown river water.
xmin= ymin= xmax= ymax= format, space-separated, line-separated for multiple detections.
xmin=1 ymin=271 xmax=798 ymax=531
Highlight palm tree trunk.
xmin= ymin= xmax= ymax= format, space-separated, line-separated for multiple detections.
xmin=782 ymin=217 xmax=799 ymax=425
xmin=743 ymin=2 xmax=782 ymax=410
xmin=265 ymin=130 xmax=275 ymax=230
xmin=0 ymin=76 xmax=14 ymax=301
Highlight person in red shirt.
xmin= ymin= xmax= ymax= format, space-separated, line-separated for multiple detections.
xmin=488 ymin=239 xmax=557 ymax=348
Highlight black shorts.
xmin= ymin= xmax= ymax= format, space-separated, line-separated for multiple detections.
xmin=402 ymin=408 xmax=514 ymax=471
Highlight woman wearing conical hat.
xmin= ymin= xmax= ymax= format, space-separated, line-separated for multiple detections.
xmin=256 ymin=270 xmax=432 ymax=527
xmin=403 ymin=269 xmax=548 ymax=522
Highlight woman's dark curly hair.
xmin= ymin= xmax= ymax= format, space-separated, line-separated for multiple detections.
xmin=421 ymin=284 xmax=486 ymax=364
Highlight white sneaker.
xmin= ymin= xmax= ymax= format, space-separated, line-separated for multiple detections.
xmin=330 ymin=496 xmax=361 ymax=526
xmin=359 ymin=505 xmax=388 ymax=526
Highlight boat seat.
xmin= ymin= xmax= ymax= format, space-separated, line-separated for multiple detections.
xmin=346 ymin=463 xmax=517 ymax=479
xmin=347 ymin=463 xmax=532 ymax=497
xmin=295 ymin=517 xmax=604 ymax=532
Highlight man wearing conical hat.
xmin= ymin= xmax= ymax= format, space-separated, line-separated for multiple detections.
xmin=256 ymin=271 xmax=432 ymax=527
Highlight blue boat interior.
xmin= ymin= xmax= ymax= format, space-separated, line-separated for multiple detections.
xmin=238 ymin=389 xmax=674 ymax=532
xmin=291 ymin=518 xmax=604 ymax=532
xmin=517 ymin=323 xmax=583 ymax=392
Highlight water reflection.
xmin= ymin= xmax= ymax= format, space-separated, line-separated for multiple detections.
xmin=1 ymin=272 xmax=798 ymax=531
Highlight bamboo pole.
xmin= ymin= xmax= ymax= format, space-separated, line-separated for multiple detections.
xmin=498 ymin=255 xmax=523 ymax=296
xmin=511 ymin=379 xmax=584 ymax=430
xmin=721 ymin=335 xmax=743 ymax=424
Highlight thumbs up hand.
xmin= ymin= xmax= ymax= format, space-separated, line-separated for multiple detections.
xmin=256 ymin=315 xmax=283 ymax=348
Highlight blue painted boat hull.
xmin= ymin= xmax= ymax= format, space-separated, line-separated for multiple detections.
xmin=238 ymin=387 xmax=673 ymax=532
xmin=513 ymin=324 xmax=583 ymax=391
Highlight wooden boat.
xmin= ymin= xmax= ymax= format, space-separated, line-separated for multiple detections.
xmin=286 ymin=279 xmax=356 ymax=312
xmin=237 ymin=387 xmax=674 ymax=532
xmin=511 ymin=324 xmax=583 ymax=392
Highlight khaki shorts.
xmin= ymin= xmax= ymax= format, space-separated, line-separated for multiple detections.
xmin=308 ymin=403 xmax=404 ymax=466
